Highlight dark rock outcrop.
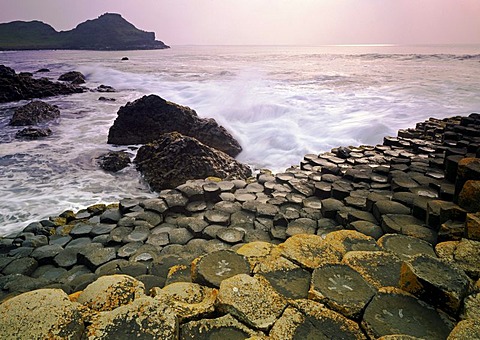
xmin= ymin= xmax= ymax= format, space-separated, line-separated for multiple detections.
xmin=98 ymin=151 xmax=131 ymax=172
xmin=0 ymin=65 xmax=84 ymax=103
xmin=134 ymin=132 xmax=251 ymax=191
xmin=9 ymin=101 xmax=60 ymax=126
xmin=58 ymin=71 xmax=85 ymax=84
xmin=15 ymin=127 xmax=52 ymax=139
xmin=108 ymin=94 xmax=242 ymax=157
xmin=0 ymin=13 xmax=169 ymax=51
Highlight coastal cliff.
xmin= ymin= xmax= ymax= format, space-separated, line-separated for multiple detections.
xmin=0 ymin=13 xmax=169 ymax=50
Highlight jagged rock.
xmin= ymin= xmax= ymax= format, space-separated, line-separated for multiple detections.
xmin=180 ymin=313 xmax=263 ymax=339
xmin=458 ymin=180 xmax=480 ymax=212
xmin=77 ymin=274 xmax=145 ymax=312
xmin=191 ymin=250 xmax=250 ymax=288
xmin=58 ymin=71 xmax=85 ymax=84
xmin=309 ymin=263 xmax=376 ymax=319
xmin=362 ymin=287 xmax=455 ymax=339
xmin=134 ymin=132 xmax=251 ymax=191
xmin=9 ymin=101 xmax=60 ymax=126
xmin=153 ymin=282 xmax=217 ymax=322
xmin=98 ymin=151 xmax=131 ymax=172
xmin=0 ymin=289 xmax=84 ymax=338
xmin=399 ymin=254 xmax=471 ymax=314
xmin=15 ymin=126 xmax=52 ymax=139
xmin=108 ymin=94 xmax=242 ymax=157
xmin=217 ymin=274 xmax=287 ymax=331
xmin=86 ymin=296 xmax=178 ymax=339
xmin=270 ymin=299 xmax=366 ymax=339
xmin=96 ymin=84 xmax=115 ymax=92
xmin=0 ymin=65 xmax=84 ymax=103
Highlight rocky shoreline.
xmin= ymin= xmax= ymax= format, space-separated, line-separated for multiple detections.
xmin=1 ymin=112 xmax=480 ymax=338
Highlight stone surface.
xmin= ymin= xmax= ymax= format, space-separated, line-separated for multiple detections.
xmin=362 ymin=287 xmax=454 ymax=340
xmin=86 ymin=296 xmax=178 ymax=339
xmin=98 ymin=151 xmax=131 ymax=172
xmin=436 ymin=238 xmax=480 ymax=279
xmin=324 ymin=229 xmax=380 ymax=256
xmin=279 ymin=234 xmax=342 ymax=269
xmin=77 ymin=274 xmax=145 ymax=312
xmin=270 ymin=299 xmax=366 ymax=340
xmin=10 ymin=100 xmax=60 ymax=126
xmin=0 ymin=288 xmax=84 ymax=339
xmin=58 ymin=71 xmax=85 ymax=84
xmin=458 ymin=180 xmax=480 ymax=212
xmin=217 ymin=274 xmax=287 ymax=331
xmin=465 ymin=212 xmax=480 ymax=241
xmin=343 ymin=251 xmax=403 ymax=289
xmin=135 ymin=132 xmax=251 ymax=191
xmin=448 ymin=319 xmax=480 ymax=340
xmin=378 ymin=234 xmax=437 ymax=261
xmin=399 ymin=254 xmax=471 ymax=314
xmin=180 ymin=313 xmax=263 ymax=339
xmin=15 ymin=126 xmax=52 ymax=139
xmin=153 ymin=282 xmax=217 ymax=322
xmin=191 ymin=250 xmax=251 ymax=288
xmin=310 ymin=263 xmax=376 ymax=319
xmin=108 ymin=94 xmax=242 ymax=156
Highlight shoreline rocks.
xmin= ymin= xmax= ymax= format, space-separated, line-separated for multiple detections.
xmin=0 ymin=64 xmax=84 ymax=103
xmin=9 ymin=100 xmax=60 ymax=126
xmin=107 ymin=94 xmax=243 ymax=157
xmin=1 ymin=112 xmax=480 ymax=338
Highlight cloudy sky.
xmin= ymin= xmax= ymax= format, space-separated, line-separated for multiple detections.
xmin=0 ymin=0 xmax=479 ymax=45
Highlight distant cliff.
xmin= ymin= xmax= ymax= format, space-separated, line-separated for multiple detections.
xmin=0 ymin=13 xmax=169 ymax=50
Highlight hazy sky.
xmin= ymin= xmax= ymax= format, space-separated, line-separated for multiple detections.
xmin=0 ymin=0 xmax=479 ymax=45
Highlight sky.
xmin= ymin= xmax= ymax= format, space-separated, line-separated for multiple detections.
xmin=0 ymin=0 xmax=479 ymax=46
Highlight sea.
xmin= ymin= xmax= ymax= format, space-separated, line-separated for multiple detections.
xmin=0 ymin=44 xmax=479 ymax=235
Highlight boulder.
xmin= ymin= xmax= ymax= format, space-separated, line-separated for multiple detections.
xmin=9 ymin=101 xmax=60 ymax=126
xmin=108 ymin=94 xmax=242 ymax=157
xmin=58 ymin=71 xmax=86 ymax=84
xmin=134 ymin=132 xmax=251 ymax=191
xmin=15 ymin=127 xmax=52 ymax=139
xmin=0 ymin=65 xmax=84 ymax=103
xmin=98 ymin=151 xmax=131 ymax=172
xmin=0 ymin=289 xmax=84 ymax=339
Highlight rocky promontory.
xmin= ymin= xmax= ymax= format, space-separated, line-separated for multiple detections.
xmin=0 ymin=13 xmax=169 ymax=51
xmin=1 ymin=113 xmax=480 ymax=339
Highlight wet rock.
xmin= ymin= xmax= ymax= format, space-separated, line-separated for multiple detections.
xmin=2 ymin=257 xmax=38 ymax=276
xmin=86 ymin=296 xmax=178 ymax=339
xmin=343 ymin=251 xmax=403 ymax=288
xmin=77 ymin=245 xmax=117 ymax=271
xmin=96 ymin=84 xmax=115 ymax=92
xmin=98 ymin=151 xmax=131 ymax=172
xmin=192 ymin=250 xmax=251 ymax=288
xmin=100 ymin=208 xmax=122 ymax=224
xmin=270 ymin=299 xmax=366 ymax=340
xmin=0 ymin=65 xmax=84 ymax=103
xmin=15 ymin=126 xmax=52 ymax=139
xmin=310 ymin=263 xmax=376 ymax=319
xmin=217 ymin=228 xmax=245 ymax=244
xmin=58 ymin=71 xmax=85 ymax=84
xmin=373 ymin=200 xmax=411 ymax=222
xmin=77 ymin=274 xmax=145 ymax=312
xmin=30 ymin=244 xmax=63 ymax=264
xmin=321 ymin=198 xmax=345 ymax=219
xmin=180 ymin=313 xmax=263 ymax=339
xmin=9 ymin=101 xmax=60 ymax=126
xmin=217 ymin=274 xmax=287 ymax=331
xmin=153 ymin=282 xmax=217 ymax=322
xmin=108 ymin=94 xmax=242 ymax=156
xmin=0 ymin=289 xmax=84 ymax=338
xmin=362 ymin=287 xmax=454 ymax=339
xmin=135 ymin=132 xmax=251 ymax=191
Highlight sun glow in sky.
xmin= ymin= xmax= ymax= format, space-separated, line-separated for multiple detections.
xmin=0 ymin=0 xmax=479 ymax=45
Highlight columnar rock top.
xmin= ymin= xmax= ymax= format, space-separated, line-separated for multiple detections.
xmin=1 ymin=112 xmax=480 ymax=338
